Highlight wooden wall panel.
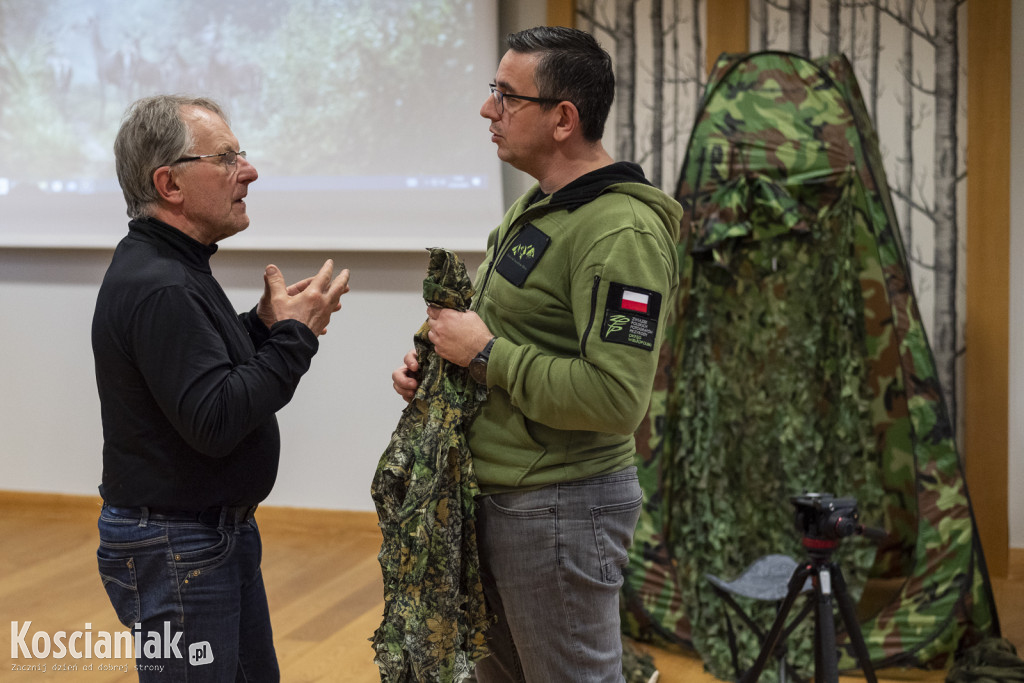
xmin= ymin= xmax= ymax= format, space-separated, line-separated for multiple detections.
xmin=966 ymin=0 xmax=1011 ymax=577
xmin=706 ymin=0 xmax=750 ymax=70
xmin=547 ymin=0 xmax=575 ymax=28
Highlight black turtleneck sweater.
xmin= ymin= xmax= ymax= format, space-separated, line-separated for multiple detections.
xmin=92 ymin=217 xmax=318 ymax=510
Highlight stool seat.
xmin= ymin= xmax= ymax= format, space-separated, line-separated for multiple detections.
xmin=705 ymin=554 xmax=814 ymax=683
xmin=706 ymin=554 xmax=811 ymax=601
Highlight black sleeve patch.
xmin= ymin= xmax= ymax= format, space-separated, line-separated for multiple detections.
xmin=495 ymin=223 xmax=551 ymax=287
xmin=600 ymin=282 xmax=662 ymax=351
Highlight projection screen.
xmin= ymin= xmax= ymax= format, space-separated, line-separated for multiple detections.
xmin=0 ymin=0 xmax=503 ymax=251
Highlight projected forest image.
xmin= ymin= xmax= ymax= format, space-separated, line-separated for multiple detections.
xmin=0 ymin=0 xmax=487 ymax=192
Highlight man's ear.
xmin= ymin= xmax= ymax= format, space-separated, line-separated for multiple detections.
xmin=152 ymin=166 xmax=184 ymax=206
xmin=552 ymin=101 xmax=580 ymax=142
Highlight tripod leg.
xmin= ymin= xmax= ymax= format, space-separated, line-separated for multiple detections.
xmin=813 ymin=564 xmax=839 ymax=683
xmin=829 ymin=563 xmax=879 ymax=683
xmin=739 ymin=564 xmax=813 ymax=683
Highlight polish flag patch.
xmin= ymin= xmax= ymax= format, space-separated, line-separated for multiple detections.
xmin=602 ymin=282 xmax=662 ymax=351
xmin=621 ymin=289 xmax=650 ymax=313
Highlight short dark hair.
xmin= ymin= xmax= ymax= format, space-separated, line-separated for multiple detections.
xmin=113 ymin=95 xmax=227 ymax=219
xmin=506 ymin=26 xmax=614 ymax=142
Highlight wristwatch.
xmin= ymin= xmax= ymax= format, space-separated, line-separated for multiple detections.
xmin=469 ymin=337 xmax=496 ymax=385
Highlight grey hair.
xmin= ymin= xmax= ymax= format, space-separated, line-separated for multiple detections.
xmin=113 ymin=95 xmax=228 ymax=219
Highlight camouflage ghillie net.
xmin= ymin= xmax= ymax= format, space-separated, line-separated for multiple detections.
xmin=371 ymin=248 xmax=491 ymax=682
xmin=623 ymin=52 xmax=998 ymax=680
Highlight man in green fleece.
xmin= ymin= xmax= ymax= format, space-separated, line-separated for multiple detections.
xmin=392 ymin=26 xmax=680 ymax=682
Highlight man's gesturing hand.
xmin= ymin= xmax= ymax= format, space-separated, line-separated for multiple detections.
xmin=258 ymin=259 xmax=351 ymax=336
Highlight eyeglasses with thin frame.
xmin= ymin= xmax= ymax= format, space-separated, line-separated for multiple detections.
xmin=170 ymin=150 xmax=247 ymax=168
xmin=488 ymin=84 xmax=561 ymax=115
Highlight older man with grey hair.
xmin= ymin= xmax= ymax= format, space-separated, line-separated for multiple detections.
xmin=92 ymin=95 xmax=349 ymax=682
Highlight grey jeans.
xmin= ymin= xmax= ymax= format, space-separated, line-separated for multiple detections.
xmin=472 ymin=467 xmax=642 ymax=683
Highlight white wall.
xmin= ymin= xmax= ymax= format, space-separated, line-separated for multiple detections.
xmin=0 ymin=0 xmax=545 ymax=512
xmin=1009 ymin=2 xmax=1024 ymax=548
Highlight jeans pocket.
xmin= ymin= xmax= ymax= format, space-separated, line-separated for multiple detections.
xmin=591 ymin=494 xmax=642 ymax=583
xmin=169 ymin=526 xmax=235 ymax=587
xmin=97 ymin=554 xmax=140 ymax=627
xmin=487 ymin=486 xmax=558 ymax=518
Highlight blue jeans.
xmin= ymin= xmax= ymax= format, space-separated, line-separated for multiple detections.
xmin=96 ymin=505 xmax=279 ymax=682
xmin=472 ymin=467 xmax=642 ymax=683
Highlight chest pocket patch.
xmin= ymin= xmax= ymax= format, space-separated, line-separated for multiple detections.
xmin=601 ymin=282 xmax=662 ymax=351
xmin=495 ymin=223 xmax=551 ymax=287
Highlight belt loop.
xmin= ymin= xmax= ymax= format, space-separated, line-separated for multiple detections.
xmin=217 ymin=506 xmax=229 ymax=531
xmin=138 ymin=506 xmax=150 ymax=528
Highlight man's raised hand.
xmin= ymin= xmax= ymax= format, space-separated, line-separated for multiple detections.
xmin=258 ymin=260 xmax=351 ymax=336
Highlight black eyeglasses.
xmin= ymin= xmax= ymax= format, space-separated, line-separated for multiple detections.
xmin=488 ymin=84 xmax=561 ymax=115
xmin=170 ymin=150 xmax=247 ymax=168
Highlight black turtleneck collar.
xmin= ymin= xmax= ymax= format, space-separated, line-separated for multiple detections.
xmin=128 ymin=216 xmax=218 ymax=271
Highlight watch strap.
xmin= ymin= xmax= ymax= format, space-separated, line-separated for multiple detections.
xmin=476 ymin=336 xmax=496 ymax=362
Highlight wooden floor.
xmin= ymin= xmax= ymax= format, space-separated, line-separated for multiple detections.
xmin=1 ymin=492 xmax=1021 ymax=682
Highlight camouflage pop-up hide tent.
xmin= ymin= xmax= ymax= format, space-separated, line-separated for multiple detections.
xmin=621 ymin=52 xmax=999 ymax=680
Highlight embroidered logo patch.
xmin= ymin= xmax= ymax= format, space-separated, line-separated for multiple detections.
xmin=496 ymin=223 xmax=551 ymax=287
xmin=601 ymin=282 xmax=662 ymax=351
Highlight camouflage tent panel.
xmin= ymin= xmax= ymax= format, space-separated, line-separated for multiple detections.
xmin=678 ymin=52 xmax=918 ymax=568
xmin=622 ymin=359 xmax=694 ymax=650
xmin=624 ymin=51 xmax=997 ymax=678
xmin=813 ymin=53 xmax=998 ymax=669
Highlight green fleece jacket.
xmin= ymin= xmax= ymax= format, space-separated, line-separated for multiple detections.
xmin=469 ymin=162 xmax=681 ymax=494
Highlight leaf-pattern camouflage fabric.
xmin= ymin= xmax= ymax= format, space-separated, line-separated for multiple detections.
xmin=371 ymin=248 xmax=491 ymax=682
xmin=622 ymin=52 xmax=998 ymax=680
xmin=946 ymin=638 xmax=1024 ymax=682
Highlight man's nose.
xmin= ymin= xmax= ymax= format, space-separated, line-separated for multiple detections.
xmin=480 ymin=93 xmax=499 ymax=120
xmin=237 ymin=155 xmax=258 ymax=183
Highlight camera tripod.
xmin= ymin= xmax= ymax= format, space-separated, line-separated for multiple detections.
xmin=739 ymin=536 xmax=878 ymax=683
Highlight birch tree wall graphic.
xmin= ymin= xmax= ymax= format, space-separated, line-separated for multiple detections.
xmin=827 ymin=0 xmax=841 ymax=57
xmin=874 ymin=0 xmax=965 ymax=425
xmin=898 ymin=0 xmax=917 ymax=255
xmin=577 ymin=0 xmax=703 ymax=191
xmin=867 ymin=1 xmax=881 ymax=120
xmin=928 ymin=0 xmax=962 ymax=425
xmin=649 ymin=0 xmax=664 ymax=186
xmin=613 ymin=0 xmax=638 ymax=162
xmin=788 ymin=0 xmax=811 ymax=54
xmin=577 ymin=0 xmax=633 ymax=161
